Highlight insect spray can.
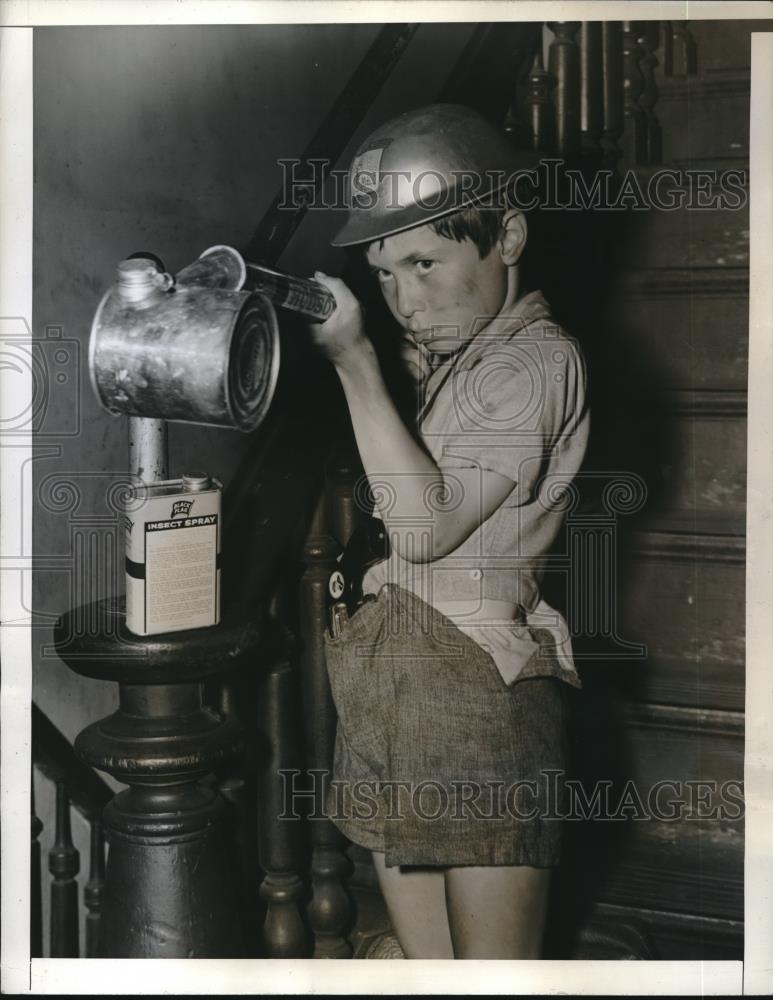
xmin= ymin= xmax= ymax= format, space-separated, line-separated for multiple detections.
xmin=124 ymin=473 xmax=221 ymax=636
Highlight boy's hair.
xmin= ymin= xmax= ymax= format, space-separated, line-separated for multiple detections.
xmin=429 ymin=202 xmax=542 ymax=296
xmin=430 ymin=205 xmax=505 ymax=259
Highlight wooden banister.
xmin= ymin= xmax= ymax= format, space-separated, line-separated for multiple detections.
xmin=32 ymin=702 xmax=113 ymax=820
xmin=49 ymin=783 xmax=80 ymax=957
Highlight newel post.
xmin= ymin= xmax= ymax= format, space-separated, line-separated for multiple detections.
xmin=54 ymin=602 xmax=263 ymax=957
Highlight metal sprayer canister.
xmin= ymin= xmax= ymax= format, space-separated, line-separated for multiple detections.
xmin=89 ymin=245 xmax=280 ymax=432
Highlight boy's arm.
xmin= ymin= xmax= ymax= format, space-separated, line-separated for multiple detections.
xmin=309 ymin=274 xmax=515 ymax=562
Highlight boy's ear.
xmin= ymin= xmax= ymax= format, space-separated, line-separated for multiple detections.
xmin=498 ymin=209 xmax=527 ymax=266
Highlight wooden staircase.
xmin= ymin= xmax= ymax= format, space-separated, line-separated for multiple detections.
xmin=591 ymin=21 xmax=751 ymax=957
xmin=31 ymin=17 xmax=759 ymax=962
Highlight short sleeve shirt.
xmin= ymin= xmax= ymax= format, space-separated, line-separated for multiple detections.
xmin=363 ymin=290 xmax=589 ymax=686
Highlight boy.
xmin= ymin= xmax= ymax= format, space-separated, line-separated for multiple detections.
xmin=310 ymin=104 xmax=589 ymax=959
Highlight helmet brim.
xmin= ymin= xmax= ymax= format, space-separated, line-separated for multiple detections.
xmin=331 ymin=158 xmax=541 ymax=248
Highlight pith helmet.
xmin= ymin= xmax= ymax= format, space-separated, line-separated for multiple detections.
xmin=331 ymin=103 xmax=538 ymax=247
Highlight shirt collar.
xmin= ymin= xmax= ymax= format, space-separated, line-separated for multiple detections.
xmin=426 ymin=289 xmax=554 ymax=375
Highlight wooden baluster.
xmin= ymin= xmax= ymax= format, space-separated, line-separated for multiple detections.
xmin=31 ymin=772 xmax=43 ymax=958
xmin=601 ymin=22 xmax=624 ymax=171
xmin=300 ymin=489 xmax=354 ymax=958
xmin=672 ymin=21 xmax=697 ymax=76
xmin=638 ymin=22 xmax=662 ymax=165
xmin=547 ymin=22 xmax=582 ymax=161
xmin=516 ymin=48 xmax=555 ymax=153
xmin=579 ymin=22 xmax=604 ymax=166
xmin=622 ymin=21 xmax=647 ymax=167
xmin=84 ymin=817 xmax=105 ymax=957
xmin=257 ymin=643 xmax=309 ymax=958
xmin=502 ymin=84 xmax=531 ymax=150
xmin=49 ymin=782 xmax=80 ymax=957
xmin=503 ymin=41 xmax=545 ymax=150
xmin=661 ymin=21 xmax=674 ymax=77
xmin=329 ymin=446 xmax=364 ymax=549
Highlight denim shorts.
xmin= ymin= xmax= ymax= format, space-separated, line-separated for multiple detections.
xmin=323 ymin=584 xmax=574 ymax=868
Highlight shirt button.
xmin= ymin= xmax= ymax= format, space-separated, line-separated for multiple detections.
xmin=469 ymin=569 xmax=482 ymax=580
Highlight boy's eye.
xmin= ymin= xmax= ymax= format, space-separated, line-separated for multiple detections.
xmin=373 ymin=267 xmax=392 ymax=282
xmin=415 ymin=259 xmax=435 ymax=273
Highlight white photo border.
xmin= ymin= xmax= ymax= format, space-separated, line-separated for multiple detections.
xmin=1 ymin=2 xmax=770 ymax=994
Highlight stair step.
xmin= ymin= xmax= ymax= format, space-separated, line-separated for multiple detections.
xmin=620 ymin=654 xmax=745 ymax=713
xmin=633 ymin=526 xmax=746 ymax=562
xmin=585 ymin=386 xmax=746 ymax=520
xmin=620 ymin=520 xmax=745 ymax=712
xmin=668 ymin=155 xmax=749 ymax=172
xmin=652 ymin=396 xmax=746 ymax=517
xmin=617 ymin=266 xmax=748 ymax=296
xmin=569 ymin=699 xmax=744 ymax=922
xmin=607 ymin=267 xmax=748 ymax=389
xmin=598 ymin=830 xmax=743 ymax=922
xmin=612 ymin=540 xmax=745 ymax=688
xmin=657 ymin=68 xmax=751 ymax=102
xmin=619 ymin=193 xmax=748 ymax=270
xmin=633 ymin=507 xmax=745 ymax=541
xmin=590 ymin=901 xmax=743 ymax=960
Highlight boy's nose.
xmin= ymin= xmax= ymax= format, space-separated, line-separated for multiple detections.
xmin=394 ymin=279 xmax=425 ymax=321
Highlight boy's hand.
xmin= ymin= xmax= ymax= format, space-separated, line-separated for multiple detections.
xmin=399 ymin=332 xmax=433 ymax=387
xmin=308 ymin=272 xmax=370 ymax=368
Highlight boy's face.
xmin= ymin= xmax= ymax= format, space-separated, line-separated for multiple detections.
xmin=365 ymin=223 xmax=509 ymax=355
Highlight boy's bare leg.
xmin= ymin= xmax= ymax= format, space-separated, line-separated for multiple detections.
xmin=371 ymin=850 xmax=454 ymax=958
xmin=444 ymin=865 xmax=551 ymax=959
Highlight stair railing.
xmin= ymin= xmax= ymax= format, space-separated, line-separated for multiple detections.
xmin=506 ymin=19 xmax=697 ymax=170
